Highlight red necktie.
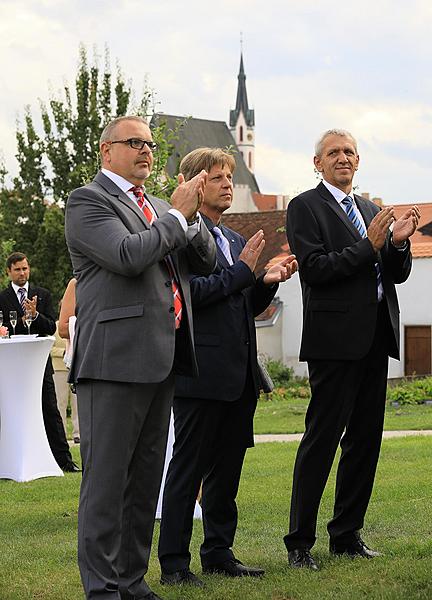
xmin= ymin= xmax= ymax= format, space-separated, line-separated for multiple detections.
xmin=130 ymin=186 xmax=182 ymax=329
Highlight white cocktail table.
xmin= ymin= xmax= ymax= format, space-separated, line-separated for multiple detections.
xmin=0 ymin=336 xmax=64 ymax=481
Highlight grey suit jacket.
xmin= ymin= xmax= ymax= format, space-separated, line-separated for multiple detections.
xmin=65 ymin=171 xmax=216 ymax=384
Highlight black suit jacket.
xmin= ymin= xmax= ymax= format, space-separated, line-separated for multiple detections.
xmin=175 ymin=218 xmax=277 ymax=401
xmin=0 ymin=283 xmax=57 ymax=374
xmin=286 ymin=182 xmax=412 ymax=362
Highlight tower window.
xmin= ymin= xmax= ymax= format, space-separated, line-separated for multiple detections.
xmin=239 ymin=126 xmax=243 ymax=142
xmin=248 ymin=152 xmax=252 ymax=168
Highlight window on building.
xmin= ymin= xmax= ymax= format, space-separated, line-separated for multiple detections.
xmin=248 ymin=152 xmax=252 ymax=168
xmin=239 ymin=126 xmax=243 ymax=142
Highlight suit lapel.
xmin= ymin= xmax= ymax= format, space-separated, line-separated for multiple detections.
xmin=5 ymin=284 xmax=20 ymax=311
xmin=201 ymin=215 xmax=236 ymax=268
xmin=317 ymin=182 xmax=363 ymax=241
xmin=354 ymin=193 xmax=376 ymax=227
xmin=221 ymin=225 xmax=240 ymax=263
xmin=94 ymin=171 xmax=151 ymax=229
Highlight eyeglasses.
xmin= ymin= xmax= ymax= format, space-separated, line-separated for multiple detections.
xmin=109 ymin=138 xmax=158 ymax=152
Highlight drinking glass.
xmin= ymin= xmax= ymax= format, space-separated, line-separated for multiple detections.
xmin=0 ymin=310 xmax=3 ymax=327
xmin=25 ymin=311 xmax=33 ymax=335
xmin=9 ymin=310 xmax=17 ymax=336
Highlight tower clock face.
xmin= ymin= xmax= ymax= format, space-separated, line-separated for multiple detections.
xmin=247 ymin=133 xmax=253 ymax=141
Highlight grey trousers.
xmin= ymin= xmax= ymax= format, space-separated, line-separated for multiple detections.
xmin=77 ymin=375 xmax=174 ymax=599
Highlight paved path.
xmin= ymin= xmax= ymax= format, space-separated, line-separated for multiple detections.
xmin=69 ymin=430 xmax=432 ymax=446
xmin=254 ymin=429 xmax=432 ymax=443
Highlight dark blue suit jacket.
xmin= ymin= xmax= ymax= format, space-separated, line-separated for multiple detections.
xmin=175 ymin=217 xmax=277 ymax=402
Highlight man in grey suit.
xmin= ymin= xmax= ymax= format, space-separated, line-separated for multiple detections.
xmin=65 ymin=115 xmax=216 ymax=600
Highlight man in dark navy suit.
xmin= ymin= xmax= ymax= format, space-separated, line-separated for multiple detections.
xmin=158 ymin=148 xmax=298 ymax=587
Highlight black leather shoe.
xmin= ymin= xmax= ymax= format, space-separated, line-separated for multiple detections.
xmin=203 ymin=558 xmax=264 ymax=577
xmin=330 ymin=532 xmax=380 ymax=558
xmin=288 ymin=549 xmax=319 ymax=570
xmin=121 ymin=592 xmax=164 ymax=600
xmin=160 ymin=569 xmax=204 ymax=587
xmin=61 ymin=460 xmax=81 ymax=473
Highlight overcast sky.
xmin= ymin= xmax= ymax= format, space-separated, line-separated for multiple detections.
xmin=1 ymin=0 xmax=432 ymax=205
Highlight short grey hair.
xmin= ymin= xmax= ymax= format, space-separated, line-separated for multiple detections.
xmin=99 ymin=115 xmax=149 ymax=145
xmin=315 ymin=129 xmax=358 ymax=157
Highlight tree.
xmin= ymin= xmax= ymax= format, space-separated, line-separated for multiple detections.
xmin=2 ymin=44 xmax=185 ymax=305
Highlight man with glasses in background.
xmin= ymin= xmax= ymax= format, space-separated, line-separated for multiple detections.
xmin=65 ymin=115 xmax=216 ymax=600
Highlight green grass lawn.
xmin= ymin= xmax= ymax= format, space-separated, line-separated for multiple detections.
xmin=254 ymin=391 xmax=432 ymax=434
xmin=1 ymin=438 xmax=431 ymax=599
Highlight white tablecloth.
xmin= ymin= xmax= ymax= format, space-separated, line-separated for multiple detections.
xmin=156 ymin=411 xmax=202 ymax=520
xmin=0 ymin=336 xmax=64 ymax=482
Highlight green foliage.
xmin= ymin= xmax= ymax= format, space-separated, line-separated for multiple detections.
xmin=31 ymin=205 xmax=71 ymax=308
xmin=262 ymin=357 xmax=295 ymax=388
xmin=387 ymin=377 xmax=432 ymax=405
xmin=147 ymin=115 xmax=189 ymax=201
xmin=0 ymin=44 xmax=182 ymax=304
xmin=0 ymin=238 xmax=15 ymax=289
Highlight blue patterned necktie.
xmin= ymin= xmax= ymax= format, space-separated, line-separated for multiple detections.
xmin=212 ymin=226 xmax=233 ymax=265
xmin=341 ymin=196 xmax=366 ymax=237
xmin=342 ymin=196 xmax=383 ymax=298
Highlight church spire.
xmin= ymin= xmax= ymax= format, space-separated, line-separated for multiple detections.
xmin=230 ymin=52 xmax=254 ymax=128
xmin=230 ymin=50 xmax=255 ymax=173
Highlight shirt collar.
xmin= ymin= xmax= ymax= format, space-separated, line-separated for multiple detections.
xmin=11 ymin=281 xmax=29 ymax=294
xmin=322 ymin=179 xmax=354 ymax=205
xmin=101 ymin=168 xmax=146 ymax=195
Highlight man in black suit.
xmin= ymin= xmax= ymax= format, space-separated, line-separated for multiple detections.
xmin=284 ymin=129 xmax=420 ymax=570
xmin=158 ymin=147 xmax=298 ymax=587
xmin=0 ymin=252 xmax=79 ymax=472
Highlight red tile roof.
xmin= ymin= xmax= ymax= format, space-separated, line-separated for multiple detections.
xmin=252 ymin=193 xmax=278 ymax=211
xmin=221 ymin=210 xmax=288 ymax=274
xmin=221 ymin=202 xmax=432 ymax=270
xmin=391 ymin=203 xmax=432 ymax=258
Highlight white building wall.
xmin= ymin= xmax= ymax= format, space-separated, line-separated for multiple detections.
xmin=256 ymin=318 xmax=283 ymax=362
xmin=388 ymin=256 xmax=432 ymax=377
xmin=227 ymin=185 xmax=257 ymax=213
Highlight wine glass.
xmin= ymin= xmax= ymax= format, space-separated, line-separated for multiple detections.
xmin=0 ymin=310 xmax=3 ymax=327
xmin=9 ymin=310 xmax=17 ymax=336
xmin=25 ymin=311 xmax=33 ymax=335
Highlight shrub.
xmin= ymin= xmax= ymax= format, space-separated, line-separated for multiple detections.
xmin=263 ymin=358 xmax=294 ymax=388
xmin=387 ymin=377 xmax=432 ymax=405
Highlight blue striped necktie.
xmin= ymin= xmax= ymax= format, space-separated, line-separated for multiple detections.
xmin=341 ymin=196 xmax=366 ymax=237
xmin=212 ymin=226 xmax=233 ymax=265
xmin=342 ymin=196 xmax=383 ymax=297
xmin=18 ymin=287 xmax=26 ymax=312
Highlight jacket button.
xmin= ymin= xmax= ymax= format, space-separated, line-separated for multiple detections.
xmin=169 ymin=307 xmax=175 ymax=313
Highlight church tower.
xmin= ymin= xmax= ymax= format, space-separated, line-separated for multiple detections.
xmin=229 ymin=52 xmax=255 ymax=174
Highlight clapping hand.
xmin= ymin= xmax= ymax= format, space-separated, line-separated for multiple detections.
xmin=367 ymin=207 xmax=395 ymax=252
xmin=23 ymin=295 xmax=38 ymax=318
xmin=392 ymin=205 xmax=420 ymax=246
xmin=263 ymin=255 xmax=298 ymax=285
xmin=239 ymin=230 xmax=265 ymax=272
xmin=171 ymin=170 xmax=207 ymax=221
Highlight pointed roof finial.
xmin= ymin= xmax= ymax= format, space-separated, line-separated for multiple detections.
xmin=229 ymin=43 xmax=254 ymax=128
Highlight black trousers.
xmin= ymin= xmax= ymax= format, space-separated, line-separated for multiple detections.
xmin=158 ymin=376 xmax=256 ymax=573
xmin=284 ymin=302 xmax=392 ymax=551
xmin=42 ymin=370 xmax=72 ymax=468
